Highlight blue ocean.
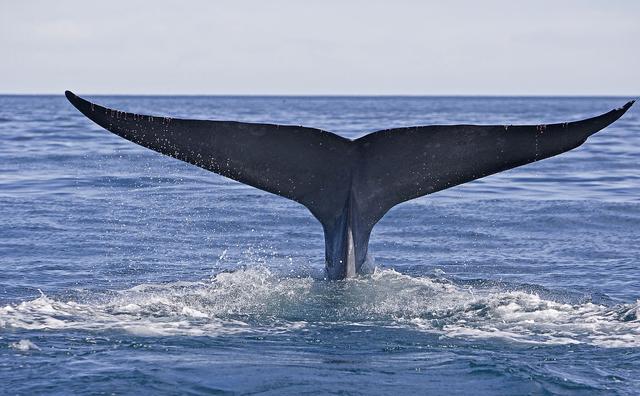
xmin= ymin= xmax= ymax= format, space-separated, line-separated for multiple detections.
xmin=1 ymin=95 xmax=638 ymax=395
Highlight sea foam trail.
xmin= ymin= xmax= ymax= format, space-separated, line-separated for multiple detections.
xmin=1 ymin=268 xmax=638 ymax=347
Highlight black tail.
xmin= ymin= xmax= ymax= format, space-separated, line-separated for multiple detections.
xmin=66 ymin=91 xmax=634 ymax=278
xmin=65 ymin=91 xmax=355 ymax=229
xmin=352 ymin=100 xmax=635 ymax=228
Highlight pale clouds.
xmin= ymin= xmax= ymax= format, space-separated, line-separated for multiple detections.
xmin=1 ymin=0 xmax=638 ymax=95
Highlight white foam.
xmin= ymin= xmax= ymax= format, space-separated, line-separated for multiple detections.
xmin=1 ymin=267 xmax=638 ymax=347
xmin=10 ymin=339 xmax=40 ymax=351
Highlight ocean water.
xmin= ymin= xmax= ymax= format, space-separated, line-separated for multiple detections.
xmin=0 ymin=95 xmax=639 ymax=395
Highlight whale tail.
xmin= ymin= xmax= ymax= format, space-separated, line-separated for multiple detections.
xmin=352 ymin=100 xmax=635 ymax=228
xmin=66 ymin=91 xmax=633 ymax=229
xmin=65 ymin=91 xmax=356 ymax=229
xmin=66 ymin=91 xmax=634 ymax=278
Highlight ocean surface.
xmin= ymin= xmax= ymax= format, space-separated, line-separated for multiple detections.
xmin=0 ymin=95 xmax=639 ymax=395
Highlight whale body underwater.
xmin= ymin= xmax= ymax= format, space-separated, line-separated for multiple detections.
xmin=65 ymin=91 xmax=634 ymax=280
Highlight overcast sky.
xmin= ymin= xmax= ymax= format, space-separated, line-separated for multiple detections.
xmin=1 ymin=0 xmax=638 ymax=95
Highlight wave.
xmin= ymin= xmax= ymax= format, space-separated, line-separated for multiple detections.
xmin=1 ymin=268 xmax=638 ymax=347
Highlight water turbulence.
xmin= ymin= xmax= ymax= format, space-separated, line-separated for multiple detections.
xmin=2 ymin=267 xmax=638 ymax=348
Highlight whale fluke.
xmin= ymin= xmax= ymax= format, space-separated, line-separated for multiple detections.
xmin=66 ymin=91 xmax=634 ymax=280
xmin=354 ymin=100 xmax=635 ymax=227
xmin=65 ymin=90 xmax=354 ymax=226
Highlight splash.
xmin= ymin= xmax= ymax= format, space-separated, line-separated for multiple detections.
xmin=1 ymin=268 xmax=638 ymax=347
xmin=9 ymin=339 xmax=40 ymax=351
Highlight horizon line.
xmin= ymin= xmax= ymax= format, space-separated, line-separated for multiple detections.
xmin=1 ymin=92 xmax=638 ymax=98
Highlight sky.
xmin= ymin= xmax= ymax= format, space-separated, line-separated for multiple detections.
xmin=1 ymin=0 xmax=638 ymax=95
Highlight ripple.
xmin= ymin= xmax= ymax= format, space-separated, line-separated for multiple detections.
xmin=2 ymin=268 xmax=638 ymax=347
